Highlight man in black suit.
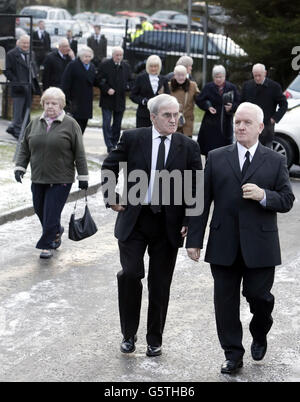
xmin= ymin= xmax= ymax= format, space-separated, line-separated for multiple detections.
xmin=42 ymin=38 xmax=75 ymax=91
xmin=87 ymin=25 xmax=107 ymax=72
xmin=101 ymin=94 xmax=202 ymax=357
xmin=186 ymin=102 xmax=294 ymax=374
xmin=98 ymin=46 xmax=133 ymax=153
xmin=32 ymin=20 xmax=51 ymax=69
xmin=241 ymin=63 xmax=287 ymax=148
xmin=66 ymin=29 xmax=78 ymax=56
xmin=5 ymin=35 xmax=40 ymax=139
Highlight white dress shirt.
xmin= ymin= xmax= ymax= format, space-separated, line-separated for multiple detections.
xmin=237 ymin=141 xmax=266 ymax=206
xmin=144 ymin=127 xmax=172 ymax=204
xmin=148 ymin=74 xmax=159 ymax=94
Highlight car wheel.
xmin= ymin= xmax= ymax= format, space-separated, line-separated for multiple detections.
xmin=272 ymin=135 xmax=294 ymax=168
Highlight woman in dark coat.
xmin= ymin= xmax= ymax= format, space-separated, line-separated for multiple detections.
xmin=196 ymin=65 xmax=239 ymax=156
xmin=130 ymin=54 xmax=170 ymax=128
xmin=62 ymin=45 xmax=96 ymax=134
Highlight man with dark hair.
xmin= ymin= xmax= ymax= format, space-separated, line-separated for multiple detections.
xmin=32 ymin=20 xmax=51 ymax=69
xmin=87 ymin=25 xmax=107 ymax=72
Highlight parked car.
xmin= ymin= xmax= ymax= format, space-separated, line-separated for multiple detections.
xmin=19 ymin=5 xmax=73 ymax=33
xmin=284 ymin=74 xmax=300 ymax=99
xmin=151 ymin=10 xmax=203 ymax=31
xmin=274 ymin=99 xmax=300 ymax=168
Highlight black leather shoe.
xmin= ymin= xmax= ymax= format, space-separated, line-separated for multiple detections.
xmin=120 ymin=335 xmax=137 ymax=353
xmin=146 ymin=345 xmax=162 ymax=357
xmin=251 ymin=340 xmax=267 ymax=361
xmin=221 ymin=359 xmax=243 ymax=374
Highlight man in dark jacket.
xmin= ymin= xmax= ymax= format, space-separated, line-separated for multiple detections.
xmin=5 ymin=34 xmax=41 ymax=139
xmin=87 ymin=25 xmax=107 ymax=72
xmin=101 ymin=94 xmax=202 ymax=357
xmin=98 ymin=46 xmax=133 ymax=153
xmin=42 ymin=38 xmax=75 ymax=91
xmin=241 ymin=63 xmax=287 ymax=148
xmin=32 ymin=20 xmax=51 ymax=69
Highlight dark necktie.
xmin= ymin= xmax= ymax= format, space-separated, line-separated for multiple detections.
xmin=151 ymin=136 xmax=167 ymax=213
xmin=241 ymin=150 xmax=251 ymax=178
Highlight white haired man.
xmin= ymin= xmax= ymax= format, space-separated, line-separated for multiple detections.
xmin=187 ymin=102 xmax=294 ymax=374
xmin=98 ymin=46 xmax=133 ymax=153
xmin=101 ymin=94 xmax=202 ymax=357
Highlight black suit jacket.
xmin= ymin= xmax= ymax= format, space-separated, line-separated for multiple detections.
xmin=101 ymin=127 xmax=202 ymax=248
xmin=186 ymin=143 xmax=294 ymax=267
xmin=130 ymin=72 xmax=170 ymax=119
xmin=42 ymin=50 xmax=72 ymax=91
xmin=62 ymin=58 xmax=96 ymax=119
xmin=5 ymin=47 xmax=40 ymax=97
xmin=241 ymin=78 xmax=287 ymax=124
xmin=32 ymin=30 xmax=51 ymax=54
xmin=87 ymin=35 xmax=107 ymax=67
xmin=98 ymin=58 xmax=133 ymax=111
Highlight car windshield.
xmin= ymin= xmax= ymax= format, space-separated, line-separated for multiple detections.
xmin=20 ymin=8 xmax=47 ymax=18
xmin=289 ymin=75 xmax=300 ymax=91
xmin=172 ymin=15 xmax=188 ymax=22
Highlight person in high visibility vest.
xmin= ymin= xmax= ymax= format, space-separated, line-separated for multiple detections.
xmin=140 ymin=16 xmax=154 ymax=31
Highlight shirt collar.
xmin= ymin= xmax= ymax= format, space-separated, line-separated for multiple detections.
xmin=40 ymin=110 xmax=65 ymax=122
xmin=237 ymin=140 xmax=259 ymax=159
xmin=152 ymin=126 xmax=172 ymax=141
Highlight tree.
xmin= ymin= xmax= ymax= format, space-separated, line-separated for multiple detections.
xmin=218 ymin=0 xmax=300 ymax=87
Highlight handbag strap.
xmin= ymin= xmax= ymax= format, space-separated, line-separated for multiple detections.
xmin=73 ymin=190 xmax=88 ymax=212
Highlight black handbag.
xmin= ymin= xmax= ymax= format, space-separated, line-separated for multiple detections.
xmin=68 ymin=193 xmax=98 ymax=241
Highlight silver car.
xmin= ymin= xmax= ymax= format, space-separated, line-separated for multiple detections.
xmin=19 ymin=5 xmax=73 ymax=33
xmin=274 ymin=99 xmax=300 ymax=168
xmin=284 ymin=74 xmax=300 ymax=99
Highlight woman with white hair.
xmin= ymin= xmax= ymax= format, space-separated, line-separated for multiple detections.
xmin=169 ymin=65 xmax=200 ymax=137
xmin=196 ymin=64 xmax=240 ymax=157
xmin=14 ymin=87 xmax=89 ymax=259
xmin=130 ymin=54 xmax=170 ymax=127
xmin=62 ymin=45 xmax=96 ymax=134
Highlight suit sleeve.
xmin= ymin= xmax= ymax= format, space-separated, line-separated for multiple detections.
xmin=186 ymin=152 xmax=213 ymax=248
xmin=272 ymin=83 xmax=288 ymax=123
xmin=264 ymin=155 xmax=295 ymax=213
xmin=130 ymin=75 xmax=145 ymax=105
xmin=101 ymin=132 xmax=129 ymax=207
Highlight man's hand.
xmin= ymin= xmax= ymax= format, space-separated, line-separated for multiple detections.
xmin=270 ymin=117 xmax=276 ymax=125
xmin=242 ymin=183 xmax=264 ymax=201
xmin=208 ymin=106 xmax=217 ymax=114
xmin=181 ymin=226 xmax=188 ymax=238
xmin=110 ymin=204 xmax=125 ymax=212
xmin=224 ymin=102 xmax=232 ymax=112
xmin=108 ymin=88 xmax=115 ymax=95
xmin=187 ymin=248 xmax=201 ymax=262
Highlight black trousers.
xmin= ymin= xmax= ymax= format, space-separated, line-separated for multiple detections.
xmin=117 ymin=206 xmax=178 ymax=346
xmin=32 ymin=183 xmax=72 ymax=249
xmin=211 ymin=249 xmax=275 ymax=361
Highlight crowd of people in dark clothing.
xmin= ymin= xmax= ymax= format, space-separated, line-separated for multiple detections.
xmin=4 ymin=20 xmax=288 ymax=156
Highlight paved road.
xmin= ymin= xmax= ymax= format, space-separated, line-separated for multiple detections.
xmin=0 ymin=119 xmax=299 ymax=383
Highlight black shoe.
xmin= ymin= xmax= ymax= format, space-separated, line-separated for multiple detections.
xmin=251 ymin=339 xmax=267 ymax=361
xmin=146 ymin=345 xmax=162 ymax=357
xmin=120 ymin=335 xmax=137 ymax=353
xmin=221 ymin=359 xmax=243 ymax=374
xmin=52 ymin=226 xmax=64 ymax=249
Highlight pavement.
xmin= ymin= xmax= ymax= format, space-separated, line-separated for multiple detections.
xmin=0 ymin=117 xmax=300 ymax=384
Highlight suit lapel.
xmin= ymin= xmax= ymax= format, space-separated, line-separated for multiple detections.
xmin=226 ymin=143 xmax=241 ymax=182
xmin=241 ymin=143 xmax=266 ymax=184
xmin=146 ymin=73 xmax=155 ymax=95
xmin=165 ymin=133 xmax=182 ymax=169
xmin=138 ymin=127 xmax=153 ymax=172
